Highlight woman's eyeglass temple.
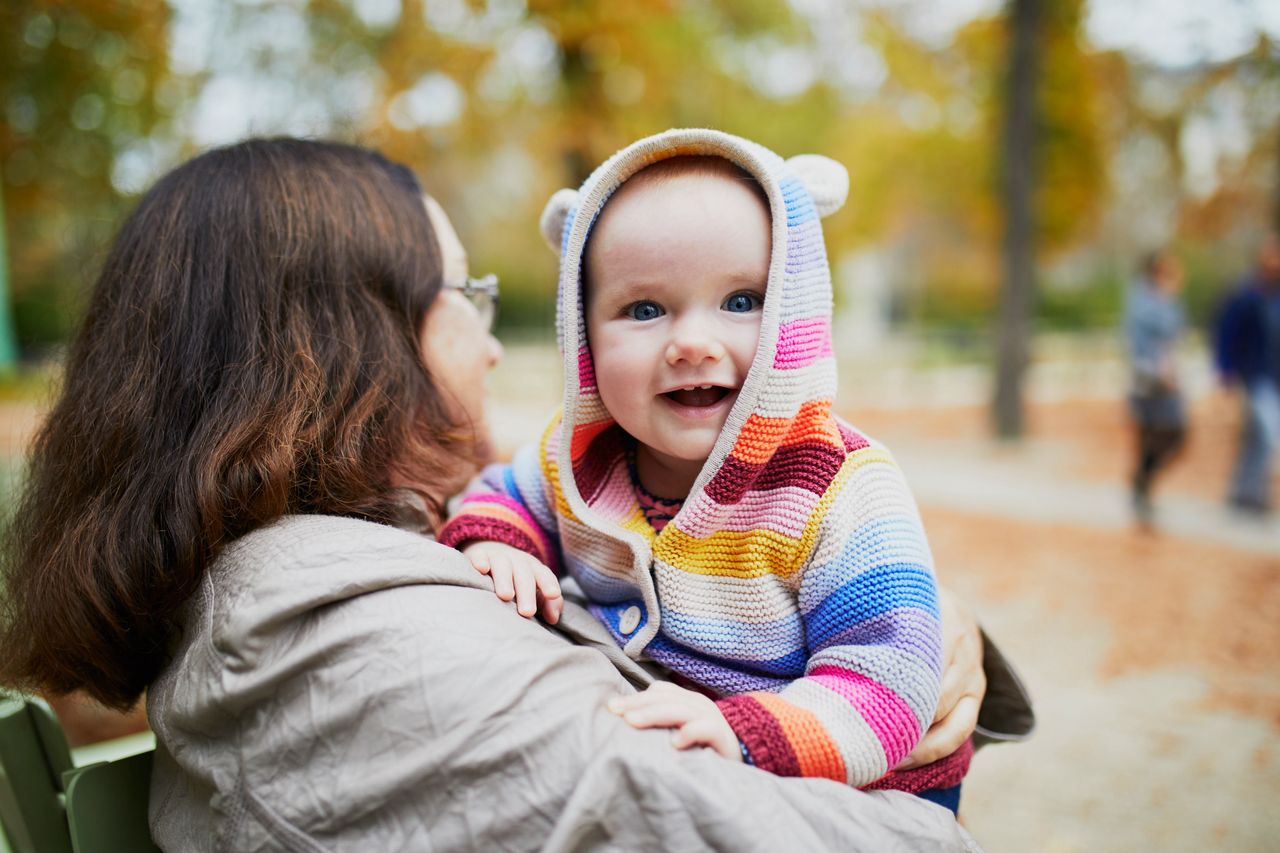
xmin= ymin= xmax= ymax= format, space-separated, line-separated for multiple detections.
xmin=445 ymin=274 xmax=499 ymax=332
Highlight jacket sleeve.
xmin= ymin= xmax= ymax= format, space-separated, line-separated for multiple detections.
xmin=715 ymin=444 xmax=943 ymax=788
xmin=437 ymin=442 xmax=562 ymax=572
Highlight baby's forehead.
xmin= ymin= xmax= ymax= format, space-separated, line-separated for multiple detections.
xmin=582 ymin=157 xmax=773 ymax=297
xmin=611 ymin=155 xmax=767 ymax=208
xmin=588 ymin=156 xmax=771 ymax=250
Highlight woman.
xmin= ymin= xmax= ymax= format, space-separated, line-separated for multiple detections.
xmin=0 ymin=139 xmax=1017 ymax=850
xmin=1124 ymin=249 xmax=1187 ymax=525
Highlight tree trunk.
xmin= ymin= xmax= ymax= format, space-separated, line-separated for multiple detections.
xmin=993 ymin=0 xmax=1039 ymax=439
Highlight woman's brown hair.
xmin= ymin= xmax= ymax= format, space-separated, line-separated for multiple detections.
xmin=0 ymin=138 xmax=475 ymax=709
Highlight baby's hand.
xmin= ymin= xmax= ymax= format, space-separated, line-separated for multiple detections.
xmin=462 ymin=541 xmax=563 ymax=624
xmin=608 ymin=682 xmax=742 ymax=762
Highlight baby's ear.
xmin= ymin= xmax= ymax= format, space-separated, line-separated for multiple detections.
xmin=785 ymin=154 xmax=848 ymax=219
xmin=540 ymin=188 xmax=578 ymax=253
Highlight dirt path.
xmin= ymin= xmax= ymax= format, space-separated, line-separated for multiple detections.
xmin=927 ymin=506 xmax=1278 ymax=851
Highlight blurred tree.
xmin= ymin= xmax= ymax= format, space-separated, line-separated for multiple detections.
xmin=1 ymin=0 xmax=172 ymax=350
xmin=204 ymin=0 xmax=816 ymax=332
xmin=1035 ymin=0 xmax=1104 ymax=252
xmin=3 ymin=0 xmax=1274 ymax=351
xmin=993 ymin=0 xmax=1038 ymax=439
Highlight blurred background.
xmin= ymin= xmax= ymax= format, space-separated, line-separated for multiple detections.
xmin=1 ymin=1 xmax=1278 ymax=851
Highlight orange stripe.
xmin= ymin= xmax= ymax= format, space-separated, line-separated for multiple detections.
xmin=752 ymin=692 xmax=846 ymax=781
xmin=461 ymin=505 xmax=544 ymax=542
xmin=570 ymin=418 xmax=613 ymax=462
xmin=730 ymin=400 xmax=840 ymax=465
xmin=784 ymin=399 xmax=841 ymax=445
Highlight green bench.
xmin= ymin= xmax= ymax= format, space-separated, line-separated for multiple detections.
xmin=0 ymin=696 xmax=159 ymax=853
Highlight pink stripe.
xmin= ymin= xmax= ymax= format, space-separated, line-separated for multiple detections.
xmin=578 ymin=347 xmax=596 ymax=391
xmin=676 ymin=486 xmax=821 ymax=539
xmin=592 ymin=474 xmax=643 ymax=526
xmin=460 ymin=492 xmax=555 ymax=565
xmin=773 ymin=317 xmax=833 ymax=370
xmin=809 ymin=665 xmax=920 ymax=768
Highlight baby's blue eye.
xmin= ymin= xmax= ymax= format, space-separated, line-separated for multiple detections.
xmin=626 ymin=301 xmax=664 ymax=321
xmin=723 ymin=292 xmax=762 ymax=313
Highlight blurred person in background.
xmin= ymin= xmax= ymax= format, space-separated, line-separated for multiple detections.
xmin=1124 ymin=249 xmax=1187 ymax=526
xmin=1214 ymin=233 xmax=1280 ymax=517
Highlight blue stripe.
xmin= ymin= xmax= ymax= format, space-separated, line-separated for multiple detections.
xmin=593 ymin=598 xmax=647 ymax=637
xmin=571 ymin=557 xmax=643 ymax=603
xmin=660 ymin=609 xmax=807 ymax=674
xmin=803 ymin=517 xmax=934 ymax=599
xmin=811 ymin=607 xmax=943 ymax=671
xmin=502 ymin=466 xmax=522 ymax=503
xmin=560 ymin=205 xmax=576 ymax=255
xmin=780 ymin=176 xmax=817 ymax=226
xmin=645 ymin=632 xmax=806 ymax=683
xmin=805 ymin=563 xmax=939 ymax=650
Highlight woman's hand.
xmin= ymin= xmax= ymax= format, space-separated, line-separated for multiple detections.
xmin=608 ymin=683 xmax=742 ymax=762
xmin=895 ymin=586 xmax=986 ymax=770
xmin=462 ymin=541 xmax=563 ymax=624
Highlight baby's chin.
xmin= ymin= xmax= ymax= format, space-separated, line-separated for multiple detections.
xmin=634 ymin=430 xmax=725 ymax=468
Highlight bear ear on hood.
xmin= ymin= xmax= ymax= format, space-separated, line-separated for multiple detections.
xmin=539 ymin=188 xmax=578 ymax=253
xmin=786 ymin=154 xmax=848 ymax=219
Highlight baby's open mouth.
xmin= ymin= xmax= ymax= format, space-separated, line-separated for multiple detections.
xmin=662 ymin=385 xmax=733 ymax=408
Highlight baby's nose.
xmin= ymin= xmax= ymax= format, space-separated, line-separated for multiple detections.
xmin=665 ymin=327 xmax=726 ymax=365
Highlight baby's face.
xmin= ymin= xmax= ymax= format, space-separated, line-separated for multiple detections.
xmin=585 ymin=169 xmax=771 ymax=489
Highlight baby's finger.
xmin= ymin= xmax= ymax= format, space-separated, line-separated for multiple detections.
xmin=465 ymin=549 xmax=492 ymax=575
xmin=489 ymin=557 xmax=515 ymax=602
xmin=540 ymin=591 xmax=564 ymax=625
xmin=670 ymin=719 xmax=714 ymax=749
xmin=534 ymin=564 xmax=562 ymax=624
xmin=608 ymin=683 xmax=701 ymax=715
xmin=617 ymin=702 xmax=697 ymax=730
xmin=607 ymin=687 xmax=684 ymax=713
xmin=672 ymin=719 xmax=739 ymax=760
xmin=513 ymin=563 xmax=538 ymax=618
xmin=534 ymin=564 xmax=562 ymax=601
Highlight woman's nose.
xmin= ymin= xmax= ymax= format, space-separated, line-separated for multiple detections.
xmin=486 ymin=333 xmax=504 ymax=368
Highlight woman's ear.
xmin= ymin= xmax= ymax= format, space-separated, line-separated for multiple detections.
xmin=540 ymin=188 xmax=578 ymax=252
xmin=785 ymin=154 xmax=848 ymax=219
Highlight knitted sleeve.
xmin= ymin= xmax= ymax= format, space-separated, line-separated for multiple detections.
xmin=437 ymin=443 xmax=562 ymax=573
xmin=715 ymin=446 xmax=943 ymax=788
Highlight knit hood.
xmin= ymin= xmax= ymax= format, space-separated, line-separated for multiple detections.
xmin=538 ymin=128 xmax=854 ymax=660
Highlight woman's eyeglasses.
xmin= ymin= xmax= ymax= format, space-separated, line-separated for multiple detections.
xmin=444 ymin=273 xmax=499 ymax=332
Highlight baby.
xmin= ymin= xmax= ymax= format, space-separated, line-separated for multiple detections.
xmin=440 ymin=129 xmax=968 ymax=805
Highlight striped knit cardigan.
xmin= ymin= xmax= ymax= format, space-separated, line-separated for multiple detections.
xmin=441 ymin=129 xmax=964 ymax=790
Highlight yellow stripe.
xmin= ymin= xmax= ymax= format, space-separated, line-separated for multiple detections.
xmin=619 ymin=505 xmax=656 ymax=543
xmin=652 ymin=447 xmax=901 ymax=579
xmin=794 ymin=447 xmax=896 ymax=566
xmin=653 ymin=526 xmax=803 ymax=579
xmin=540 ymin=416 xmax=578 ymax=523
